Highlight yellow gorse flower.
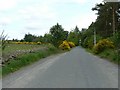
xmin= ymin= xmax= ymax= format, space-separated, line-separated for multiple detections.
xmin=59 ymin=40 xmax=75 ymax=50
xmin=93 ymin=39 xmax=114 ymax=54
xmin=11 ymin=41 xmax=42 ymax=45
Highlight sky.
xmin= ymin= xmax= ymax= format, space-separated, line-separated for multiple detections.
xmin=0 ymin=0 xmax=103 ymax=40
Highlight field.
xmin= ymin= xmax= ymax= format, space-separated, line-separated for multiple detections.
xmin=3 ymin=44 xmax=46 ymax=55
xmin=1 ymin=43 xmax=63 ymax=76
xmin=2 ymin=44 xmax=50 ymax=63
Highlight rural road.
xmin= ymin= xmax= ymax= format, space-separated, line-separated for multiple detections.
xmin=2 ymin=47 xmax=118 ymax=88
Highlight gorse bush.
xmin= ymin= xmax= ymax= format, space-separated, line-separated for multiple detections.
xmin=68 ymin=42 xmax=75 ymax=48
xmin=93 ymin=39 xmax=114 ymax=54
xmin=11 ymin=41 xmax=42 ymax=45
xmin=59 ymin=40 xmax=70 ymax=50
xmin=59 ymin=40 xmax=75 ymax=50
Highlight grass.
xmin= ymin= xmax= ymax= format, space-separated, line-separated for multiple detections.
xmin=3 ymin=44 xmax=45 ymax=55
xmin=85 ymin=48 xmax=119 ymax=64
xmin=1 ymin=44 xmax=64 ymax=77
xmin=2 ymin=43 xmax=57 ymax=63
xmin=98 ymin=49 xmax=119 ymax=64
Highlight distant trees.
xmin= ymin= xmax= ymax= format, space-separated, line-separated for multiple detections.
xmin=23 ymin=33 xmax=41 ymax=42
xmin=81 ymin=23 xmax=99 ymax=48
xmin=22 ymin=23 xmax=81 ymax=48
xmin=24 ymin=33 xmax=36 ymax=42
xmin=67 ymin=26 xmax=81 ymax=46
xmin=43 ymin=33 xmax=52 ymax=43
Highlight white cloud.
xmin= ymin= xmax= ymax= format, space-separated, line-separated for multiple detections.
xmin=42 ymin=0 xmax=87 ymax=4
xmin=25 ymin=27 xmax=41 ymax=30
xmin=18 ymin=3 xmax=56 ymax=21
xmin=0 ymin=17 xmax=12 ymax=25
xmin=0 ymin=0 xmax=18 ymax=11
xmin=17 ymin=3 xmax=57 ymax=32
xmin=65 ymin=12 xmax=97 ymax=31
xmin=62 ymin=0 xmax=87 ymax=4
xmin=25 ymin=22 xmax=42 ymax=30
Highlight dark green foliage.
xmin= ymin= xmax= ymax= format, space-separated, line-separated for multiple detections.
xmin=109 ymin=32 xmax=120 ymax=63
xmin=110 ymin=32 xmax=120 ymax=49
xmin=92 ymin=2 xmax=120 ymax=37
xmin=43 ymin=33 xmax=53 ymax=43
xmin=24 ymin=33 xmax=40 ymax=42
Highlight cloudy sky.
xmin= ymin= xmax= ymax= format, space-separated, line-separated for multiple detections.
xmin=0 ymin=0 xmax=103 ymax=40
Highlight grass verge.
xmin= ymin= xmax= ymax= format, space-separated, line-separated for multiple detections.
xmin=98 ymin=49 xmax=119 ymax=64
xmin=2 ymin=44 xmax=65 ymax=77
xmin=85 ymin=48 xmax=119 ymax=64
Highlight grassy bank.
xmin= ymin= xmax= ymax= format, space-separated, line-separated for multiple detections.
xmin=86 ymin=48 xmax=119 ymax=64
xmin=3 ymin=44 xmax=48 ymax=61
xmin=1 ymin=44 xmax=64 ymax=76
xmin=98 ymin=49 xmax=119 ymax=64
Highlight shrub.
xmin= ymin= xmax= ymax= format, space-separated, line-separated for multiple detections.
xmin=59 ymin=40 xmax=71 ymax=50
xmin=37 ymin=42 xmax=41 ymax=45
xmin=109 ymin=32 xmax=120 ymax=49
xmin=12 ymin=41 xmax=41 ymax=45
xmin=93 ymin=39 xmax=114 ymax=54
xmin=15 ymin=42 xmax=22 ymax=44
xmin=59 ymin=40 xmax=75 ymax=50
xmin=68 ymin=42 xmax=75 ymax=48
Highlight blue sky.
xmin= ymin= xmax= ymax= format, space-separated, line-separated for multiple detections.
xmin=0 ymin=0 xmax=103 ymax=40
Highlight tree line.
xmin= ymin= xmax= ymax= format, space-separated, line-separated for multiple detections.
xmin=80 ymin=1 xmax=120 ymax=62
xmin=81 ymin=1 xmax=120 ymax=49
xmin=19 ymin=23 xmax=81 ymax=47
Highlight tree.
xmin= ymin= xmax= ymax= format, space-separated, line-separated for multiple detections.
xmin=50 ymin=23 xmax=66 ymax=47
xmin=81 ymin=22 xmax=102 ymax=48
xmin=24 ymin=33 xmax=36 ymax=42
xmin=67 ymin=26 xmax=81 ymax=46
xmin=92 ymin=2 xmax=120 ymax=37
xmin=37 ymin=36 xmax=44 ymax=42
xmin=61 ymin=31 xmax=69 ymax=40
xmin=43 ymin=33 xmax=53 ymax=43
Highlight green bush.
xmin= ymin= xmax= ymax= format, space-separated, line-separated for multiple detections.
xmin=109 ymin=32 xmax=120 ymax=49
xmin=93 ymin=39 xmax=114 ymax=54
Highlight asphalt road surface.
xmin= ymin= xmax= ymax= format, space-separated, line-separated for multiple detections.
xmin=2 ymin=47 xmax=118 ymax=88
